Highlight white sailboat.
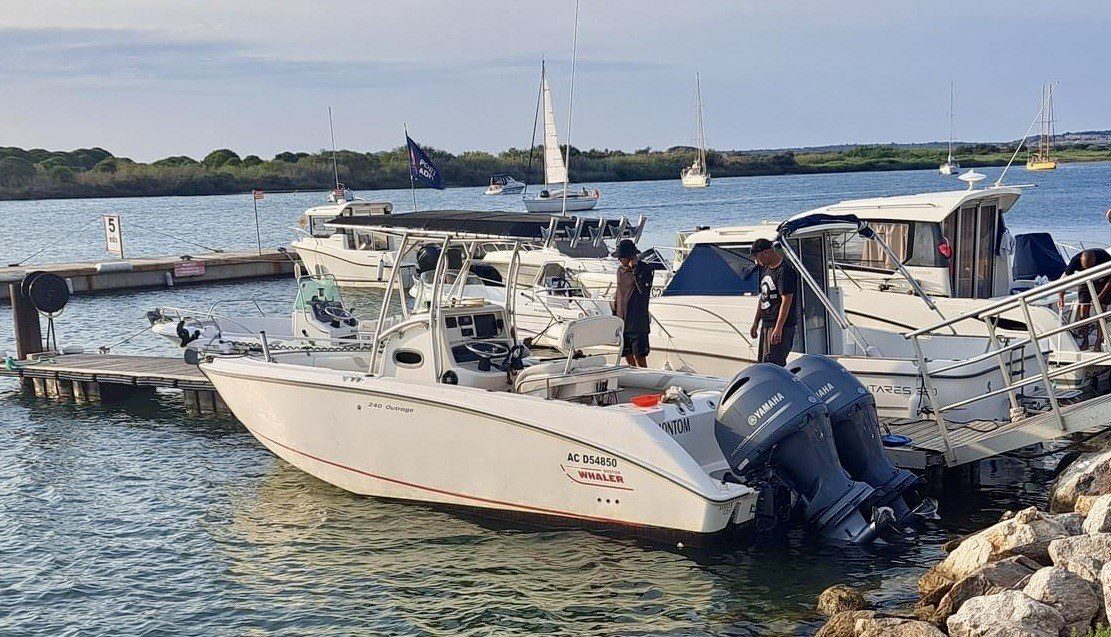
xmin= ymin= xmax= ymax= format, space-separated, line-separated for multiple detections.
xmin=680 ymin=73 xmax=711 ymax=188
xmin=523 ymin=23 xmax=599 ymax=214
xmin=938 ymin=82 xmax=960 ymax=175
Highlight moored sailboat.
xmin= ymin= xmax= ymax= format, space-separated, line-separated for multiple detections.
xmin=1027 ymin=83 xmax=1058 ymax=171
xmin=938 ymin=82 xmax=960 ymax=175
xmin=680 ymin=73 xmax=711 ymax=188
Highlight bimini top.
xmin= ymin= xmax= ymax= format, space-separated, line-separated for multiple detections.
xmin=304 ymin=200 xmax=393 ymax=218
xmin=807 ymin=186 xmax=1021 ymax=224
xmin=325 ymin=209 xmax=645 ymax=244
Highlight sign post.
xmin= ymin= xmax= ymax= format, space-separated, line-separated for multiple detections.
xmin=103 ymin=214 xmax=124 ymax=258
xmin=251 ymin=190 xmax=264 ymax=256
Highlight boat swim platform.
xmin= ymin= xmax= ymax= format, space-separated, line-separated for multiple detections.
xmin=883 ymin=393 xmax=1111 ymax=470
xmin=0 ymin=353 xmax=228 ymax=416
xmin=0 ymin=250 xmax=297 ymax=301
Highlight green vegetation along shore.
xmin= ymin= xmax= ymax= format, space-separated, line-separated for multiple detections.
xmin=1 ymin=141 xmax=1110 ymax=201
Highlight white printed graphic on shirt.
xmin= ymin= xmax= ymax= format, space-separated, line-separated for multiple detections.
xmin=759 ymin=273 xmax=779 ymax=311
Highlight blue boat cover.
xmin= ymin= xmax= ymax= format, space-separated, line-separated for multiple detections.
xmin=1012 ymin=232 xmax=1066 ymax=281
xmin=661 ymin=244 xmax=760 ymax=296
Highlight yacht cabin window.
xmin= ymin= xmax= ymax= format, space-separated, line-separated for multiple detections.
xmin=831 ymin=221 xmax=947 ymax=271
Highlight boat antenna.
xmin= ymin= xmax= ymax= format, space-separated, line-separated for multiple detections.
xmin=561 ymin=0 xmax=580 ymax=218
xmin=523 ymin=58 xmax=545 ymax=200
xmin=327 ymin=106 xmax=341 ymax=193
xmin=994 ymin=83 xmax=1051 ymax=187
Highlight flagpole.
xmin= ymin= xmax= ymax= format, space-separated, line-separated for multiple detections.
xmin=404 ymin=124 xmax=419 ymax=213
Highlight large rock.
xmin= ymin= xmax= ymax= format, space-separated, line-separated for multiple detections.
xmin=816 ymin=611 xmax=944 ymax=637
xmin=1048 ymin=533 xmax=1111 ymax=567
xmin=1049 ymin=512 xmax=1085 ymax=537
xmin=1022 ymin=566 xmax=1100 ymax=635
xmin=918 ymin=508 xmax=1070 ymax=599
xmin=1099 ymin=562 xmax=1111 ymax=627
xmin=1084 ymin=494 xmax=1111 ymax=534
xmin=856 ymin=617 xmax=945 ymax=637
xmin=1051 ymin=450 xmax=1111 ymax=513
xmin=929 ymin=556 xmax=1041 ymax=624
xmin=946 ymin=590 xmax=1064 ymax=637
xmin=818 ymin=584 xmax=870 ymax=617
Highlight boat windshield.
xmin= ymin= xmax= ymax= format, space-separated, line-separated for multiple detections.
xmin=294 ymin=277 xmax=344 ymax=310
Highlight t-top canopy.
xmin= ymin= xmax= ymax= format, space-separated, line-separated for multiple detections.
xmin=325 ymin=209 xmax=645 ymax=245
xmin=776 ymin=212 xmax=866 ymax=240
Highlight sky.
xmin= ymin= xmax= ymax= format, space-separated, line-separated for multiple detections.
xmin=0 ymin=1 xmax=1108 ymax=162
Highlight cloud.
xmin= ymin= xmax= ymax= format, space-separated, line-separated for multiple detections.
xmin=0 ymin=27 xmax=668 ymax=91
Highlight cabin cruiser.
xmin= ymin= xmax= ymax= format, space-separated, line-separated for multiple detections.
xmin=652 ymin=212 xmax=1048 ymax=422
xmin=485 ymin=174 xmax=526 ymax=195
xmin=291 ymin=199 xmax=416 ymax=288
xmin=148 ymin=270 xmax=363 ymax=352
xmin=199 ymin=221 xmax=930 ymax=543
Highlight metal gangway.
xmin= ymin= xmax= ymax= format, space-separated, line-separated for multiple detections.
xmin=893 ymin=259 xmax=1111 ymax=467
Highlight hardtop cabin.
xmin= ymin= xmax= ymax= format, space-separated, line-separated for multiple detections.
xmin=808 ymin=187 xmax=1022 ymax=299
xmin=300 ymin=200 xmax=394 ymax=244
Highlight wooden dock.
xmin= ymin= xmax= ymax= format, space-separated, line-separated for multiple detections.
xmin=0 ymin=250 xmax=296 ymax=301
xmin=0 ymin=353 xmax=229 ymax=416
xmin=883 ymin=393 xmax=1111 ymax=469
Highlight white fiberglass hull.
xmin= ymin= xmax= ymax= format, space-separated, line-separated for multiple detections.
xmin=292 ymin=237 xmax=415 ymax=288
xmin=938 ymin=162 xmax=959 ymax=175
xmin=681 ymin=173 xmax=710 ymax=188
xmin=523 ymin=193 xmax=599 ymax=213
xmin=202 ymin=357 xmax=757 ymax=538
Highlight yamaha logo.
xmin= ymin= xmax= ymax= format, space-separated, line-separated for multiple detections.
xmin=747 ymin=392 xmax=785 ymax=427
xmin=748 ymin=414 xmax=758 ymax=426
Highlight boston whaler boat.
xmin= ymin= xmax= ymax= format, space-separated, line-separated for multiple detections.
xmin=200 ymin=215 xmax=930 ymax=543
xmin=291 ymin=198 xmax=416 ymax=288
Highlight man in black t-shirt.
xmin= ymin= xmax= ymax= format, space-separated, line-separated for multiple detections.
xmin=749 ymin=238 xmax=800 ymax=366
xmin=1059 ymin=248 xmax=1111 ymax=350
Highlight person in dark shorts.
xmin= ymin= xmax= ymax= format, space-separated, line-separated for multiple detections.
xmin=1059 ymin=248 xmax=1111 ymax=350
xmin=612 ymin=239 xmax=664 ymax=367
xmin=748 ymin=238 xmax=799 ymax=366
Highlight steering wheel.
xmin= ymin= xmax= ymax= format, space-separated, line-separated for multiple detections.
xmin=321 ymin=305 xmax=350 ymax=320
xmin=464 ymin=340 xmax=510 ymax=362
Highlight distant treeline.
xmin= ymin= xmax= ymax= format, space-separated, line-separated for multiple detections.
xmin=1 ymin=141 xmax=1110 ymax=200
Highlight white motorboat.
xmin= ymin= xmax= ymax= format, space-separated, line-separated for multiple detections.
xmin=680 ymin=73 xmax=711 ymax=188
xmin=938 ymin=82 xmax=960 ymax=175
xmin=290 ymin=198 xmax=416 ymax=288
xmin=485 ymin=174 xmax=526 ymax=195
xmin=522 ymin=62 xmax=599 ymax=214
xmin=149 ymin=270 xmax=363 ymax=352
xmin=200 ymin=217 xmax=928 ymax=543
xmin=652 ymin=212 xmax=1046 ymax=422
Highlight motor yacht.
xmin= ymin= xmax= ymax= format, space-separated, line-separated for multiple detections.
xmin=485 ymin=175 xmax=526 ymax=196
xmin=200 ymin=218 xmax=929 ymax=543
xmin=291 ymin=199 xmax=416 ymax=288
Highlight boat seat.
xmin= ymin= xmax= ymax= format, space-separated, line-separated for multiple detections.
xmin=514 ymin=315 xmax=625 ymax=399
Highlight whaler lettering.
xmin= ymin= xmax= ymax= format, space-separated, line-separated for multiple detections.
xmin=576 ymin=470 xmax=625 ymax=484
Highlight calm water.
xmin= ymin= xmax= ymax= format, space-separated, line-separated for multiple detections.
xmin=1 ymin=164 xmax=1107 ymax=635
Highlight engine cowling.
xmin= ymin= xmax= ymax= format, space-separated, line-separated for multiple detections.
xmin=714 ymin=363 xmax=890 ymax=543
xmin=789 ymin=355 xmax=933 ymax=530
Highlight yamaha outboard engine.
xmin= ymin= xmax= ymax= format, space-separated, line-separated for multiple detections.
xmin=789 ymin=355 xmax=937 ymax=530
xmin=715 ymin=363 xmax=891 ymax=543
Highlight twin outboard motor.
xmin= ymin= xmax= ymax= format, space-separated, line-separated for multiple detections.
xmin=415 ymin=244 xmax=464 ymax=274
xmin=715 ymin=363 xmax=892 ymax=544
xmin=789 ymin=355 xmax=936 ymax=531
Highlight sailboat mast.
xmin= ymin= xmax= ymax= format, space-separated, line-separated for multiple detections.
xmin=947 ymin=82 xmax=954 ymax=162
xmin=695 ymin=73 xmax=706 ymax=170
xmin=328 ymin=107 xmax=341 ymax=192
xmin=561 ymin=0 xmax=580 ymax=217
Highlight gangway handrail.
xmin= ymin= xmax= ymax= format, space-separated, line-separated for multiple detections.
xmin=905 ymin=258 xmax=1111 ymax=338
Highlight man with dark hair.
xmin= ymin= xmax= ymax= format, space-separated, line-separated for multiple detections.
xmin=1059 ymin=248 xmax=1111 ymax=351
xmin=612 ymin=239 xmax=664 ymax=367
xmin=749 ymin=238 xmax=799 ymax=366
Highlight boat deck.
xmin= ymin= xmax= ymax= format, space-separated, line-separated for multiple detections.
xmin=883 ymin=393 xmax=1111 ymax=469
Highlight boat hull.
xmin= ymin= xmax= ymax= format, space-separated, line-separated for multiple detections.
xmin=292 ymin=238 xmax=415 ymax=288
xmin=681 ymin=173 xmax=710 ymax=188
xmin=938 ymin=163 xmax=959 ymax=175
xmin=523 ymin=194 xmax=599 ymax=213
xmin=1026 ymin=160 xmax=1057 ymax=171
xmin=202 ymin=358 xmax=757 ymax=539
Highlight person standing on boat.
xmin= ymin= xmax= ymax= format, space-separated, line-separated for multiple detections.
xmin=749 ymin=238 xmax=799 ymax=366
xmin=613 ymin=239 xmax=664 ymax=367
xmin=1059 ymin=248 xmax=1111 ymax=350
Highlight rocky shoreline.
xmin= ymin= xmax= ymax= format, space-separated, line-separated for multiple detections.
xmin=814 ymin=448 xmax=1111 ymax=637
